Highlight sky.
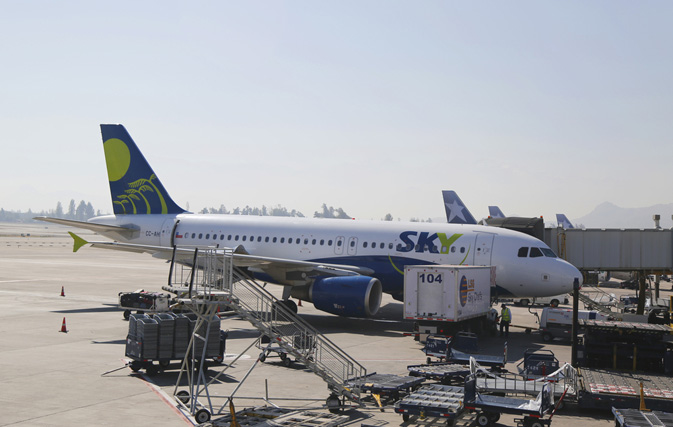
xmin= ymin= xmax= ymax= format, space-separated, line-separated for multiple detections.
xmin=2 ymin=1 xmax=672 ymax=223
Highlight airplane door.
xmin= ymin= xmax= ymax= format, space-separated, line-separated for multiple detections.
xmin=347 ymin=237 xmax=358 ymax=256
xmin=161 ymin=218 xmax=178 ymax=247
xmin=474 ymin=234 xmax=494 ymax=266
xmin=334 ymin=236 xmax=345 ymax=255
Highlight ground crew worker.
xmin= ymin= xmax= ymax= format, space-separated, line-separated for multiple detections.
xmin=500 ymin=304 xmax=512 ymax=337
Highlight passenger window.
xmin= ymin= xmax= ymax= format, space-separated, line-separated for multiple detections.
xmin=205 ymin=234 xmax=210 ymax=239
xmin=280 ymin=237 xmax=285 ymax=243
xmin=250 ymin=236 xmax=254 ymax=241
xmin=199 ymin=233 xmax=203 ymax=239
xmin=235 ymin=235 xmax=239 ymax=241
xmin=389 ymin=243 xmax=393 ymax=249
xmin=288 ymin=238 xmax=293 ymax=244
xmin=296 ymin=239 xmax=300 ymax=245
xmin=265 ymin=237 xmax=269 ymax=242
xmin=220 ymin=235 xmax=224 ymax=240
xmin=518 ymin=247 xmax=528 ymax=257
xmin=242 ymin=236 xmax=247 ymax=241
xmin=272 ymin=237 xmax=277 ymax=243
xmin=312 ymin=239 xmax=316 ymax=245
xmin=337 ymin=240 xmax=342 ymax=247
xmin=320 ymin=239 xmax=325 ymax=245
xmin=191 ymin=233 xmax=196 ymax=238
xmin=451 ymin=247 xmax=456 ymax=253
xmin=460 ymin=247 xmax=465 ymax=253
xmin=350 ymin=241 xmax=355 ymax=247
xmin=304 ymin=238 xmax=308 ymax=244
xmin=530 ymin=247 xmax=543 ymax=258
xmin=363 ymin=242 xmax=368 ymax=248
xmin=380 ymin=243 xmax=385 ymax=249
xmin=328 ymin=240 xmax=333 ymax=246
xmin=227 ymin=235 xmax=232 ymax=240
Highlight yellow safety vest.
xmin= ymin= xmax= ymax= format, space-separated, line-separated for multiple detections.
xmin=501 ymin=308 xmax=511 ymax=322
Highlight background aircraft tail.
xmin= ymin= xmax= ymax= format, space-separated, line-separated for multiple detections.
xmin=442 ymin=191 xmax=477 ymax=224
xmin=488 ymin=206 xmax=505 ymax=218
xmin=101 ymin=124 xmax=186 ymax=215
xmin=556 ymin=213 xmax=574 ymax=229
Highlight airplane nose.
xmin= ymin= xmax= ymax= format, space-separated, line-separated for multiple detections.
xmin=563 ymin=261 xmax=583 ymax=289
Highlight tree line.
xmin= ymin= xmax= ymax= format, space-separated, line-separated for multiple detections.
xmin=2 ymin=200 xmax=430 ymax=223
xmin=0 ymin=200 xmax=101 ymax=223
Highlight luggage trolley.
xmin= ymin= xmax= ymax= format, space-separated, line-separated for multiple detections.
xmin=464 ymin=374 xmax=555 ymax=427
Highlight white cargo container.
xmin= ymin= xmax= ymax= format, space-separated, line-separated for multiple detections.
xmin=404 ymin=265 xmax=494 ymax=323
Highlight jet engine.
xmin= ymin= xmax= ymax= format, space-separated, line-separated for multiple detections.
xmin=290 ymin=276 xmax=383 ymax=318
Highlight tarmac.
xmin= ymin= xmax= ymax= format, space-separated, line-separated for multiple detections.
xmin=1 ymin=221 xmax=670 ymax=427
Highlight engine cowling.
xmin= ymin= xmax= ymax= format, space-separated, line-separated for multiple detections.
xmin=290 ymin=276 xmax=383 ymax=318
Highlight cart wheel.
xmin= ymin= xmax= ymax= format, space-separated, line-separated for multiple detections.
xmin=426 ymin=357 xmax=431 ymax=365
xmin=129 ymin=361 xmax=142 ymax=372
xmin=279 ymin=352 xmax=287 ymax=361
xmin=195 ymin=408 xmax=211 ymax=423
xmin=123 ymin=310 xmax=131 ymax=320
xmin=159 ymin=360 xmax=170 ymax=368
xmin=326 ymin=394 xmax=342 ymax=414
xmin=259 ymin=353 xmax=266 ymax=363
xmin=282 ymin=357 xmax=292 ymax=367
xmin=488 ymin=412 xmax=500 ymax=423
xmin=402 ymin=413 xmax=410 ymax=422
xmin=145 ymin=364 xmax=159 ymax=376
xmin=176 ymin=390 xmax=190 ymax=404
xmin=476 ymin=412 xmax=491 ymax=426
xmin=542 ymin=332 xmax=553 ymax=342
xmin=529 ymin=421 xmax=543 ymax=427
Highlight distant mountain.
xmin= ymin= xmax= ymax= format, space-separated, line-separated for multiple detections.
xmin=571 ymin=202 xmax=673 ymax=229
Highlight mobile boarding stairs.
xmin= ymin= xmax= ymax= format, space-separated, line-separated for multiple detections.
xmin=164 ymin=248 xmax=367 ymax=423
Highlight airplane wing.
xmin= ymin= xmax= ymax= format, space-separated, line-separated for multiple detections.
xmin=68 ymin=233 xmax=374 ymax=287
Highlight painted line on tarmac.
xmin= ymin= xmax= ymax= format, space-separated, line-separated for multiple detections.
xmin=141 ymin=376 xmax=195 ymax=426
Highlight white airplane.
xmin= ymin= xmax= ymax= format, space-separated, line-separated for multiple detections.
xmin=36 ymin=125 xmax=582 ymax=318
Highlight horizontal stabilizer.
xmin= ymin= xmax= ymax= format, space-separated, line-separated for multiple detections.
xmin=34 ymin=217 xmax=138 ymax=238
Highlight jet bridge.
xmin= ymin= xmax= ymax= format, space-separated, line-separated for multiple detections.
xmin=545 ymin=228 xmax=673 ymax=273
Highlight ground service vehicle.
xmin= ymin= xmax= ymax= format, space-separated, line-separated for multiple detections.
xmin=539 ymin=307 xmax=609 ymax=342
xmin=404 ymin=265 xmax=494 ymax=337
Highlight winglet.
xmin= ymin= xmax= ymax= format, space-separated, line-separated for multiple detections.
xmin=68 ymin=232 xmax=89 ymax=253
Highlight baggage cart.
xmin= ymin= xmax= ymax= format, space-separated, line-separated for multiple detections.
xmin=612 ymin=407 xmax=673 ymax=427
xmin=464 ymin=374 xmax=555 ymax=427
xmin=394 ymin=384 xmax=466 ymax=423
xmin=119 ymin=290 xmax=171 ymax=320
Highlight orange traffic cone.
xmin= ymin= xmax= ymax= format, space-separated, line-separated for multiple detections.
xmin=59 ymin=317 xmax=68 ymax=333
xmin=60 ymin=286 xmax=65 ymax=297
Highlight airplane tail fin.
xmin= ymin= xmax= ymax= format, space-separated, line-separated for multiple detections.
xmin=100 ymin=124 xmax=186 ymax=215
xmin=442 ymin=191 xmax=477 ymax=224
xmin=556 ymin=214 xmax=574 ymax=229
xmin=488 ymin=206 xmax=505 ymax=218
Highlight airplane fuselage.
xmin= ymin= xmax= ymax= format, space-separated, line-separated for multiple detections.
xmin=90 ymin=213 xmax=580 ymax=299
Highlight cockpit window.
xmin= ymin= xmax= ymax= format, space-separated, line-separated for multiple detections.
xmin=541 ymin=248 xmax=557 ymax=258
xmin=529 ymin=247 xmax=543 ymax=258
xmin=518 ymin=247 xmax=528 ymax=258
